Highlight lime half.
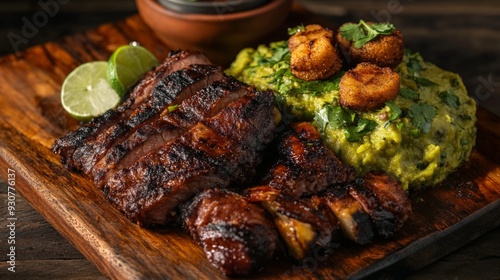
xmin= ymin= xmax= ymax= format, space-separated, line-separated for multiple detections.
xmin=61 ymin=61 xmax=121 ymax=122
xmin=107 ymin=44 xmax=158 ymax=97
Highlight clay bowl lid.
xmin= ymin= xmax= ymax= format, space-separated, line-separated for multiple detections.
xmin=157 ymin=0 xmax=271 ymax=14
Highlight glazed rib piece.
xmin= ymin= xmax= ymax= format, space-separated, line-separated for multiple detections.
xmin=181 ymin=189 xmax=279 ymax=276
xmin=91 ymin=72 xmax=243 ymax=188
xmin=104 ymin=89 xmax=279 ymax=227
xmin=349 ymin=171 xmax=412 ymax=237
xmin=262 ymin=122 xmax=356 ymax=198
xmin=51 ymin=50 xmax=212 ymax=170
xmin=246 ymin=186 xmax=336 ymax=260
xmin=254 ymin=122 xmax=410 ymax=246
xmin=322 ymin=187 xmax=375 ymax=244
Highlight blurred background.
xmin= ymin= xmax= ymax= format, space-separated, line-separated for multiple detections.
xmin=0 ymin=1 xmax=499 ymax=279
xmin=1 ymin=0 xmax=499 ymax=114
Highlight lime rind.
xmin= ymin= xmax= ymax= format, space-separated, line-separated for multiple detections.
xmin=107 ymin=45 xmax=158 ymax=97
xmin=61 ymin=61 xmax=121 ymax=122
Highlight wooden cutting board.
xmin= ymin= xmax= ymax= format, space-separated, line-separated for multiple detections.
xmin=0 ymin=11 xmax=499 ymax=280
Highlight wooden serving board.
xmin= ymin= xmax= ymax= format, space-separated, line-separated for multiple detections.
xmin=1 ymin=11 xmax=500 ymax=280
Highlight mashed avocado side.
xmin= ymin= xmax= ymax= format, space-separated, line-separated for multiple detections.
xmin=226 ymin=41 xmax=477 ymax=190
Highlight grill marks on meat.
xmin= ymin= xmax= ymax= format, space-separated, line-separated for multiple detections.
xmin=52 ymin=50 xmax=279 ymax=229
xmin=52 ymin=50 xmax=413 ymax=277
xmin=181 ymin=189 xmax=279 ymax=276
xmin=104 ymin=89 xmax=278 ymax=227
xmin=74 ymin=64 xmax=224 ymax=175
xmin=51 ymin=50 xmax=212 ymax=169
xmin=263 ymin=122 xmax=356 ymax=198
xmin=91 ymin=66 xmax=228 ymax=188
xmin=245 ymin=122 xmax=411 ymax=258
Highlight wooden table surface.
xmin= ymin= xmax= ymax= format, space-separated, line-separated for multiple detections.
xmin=0 ymin=0 xmax=499 ymax=279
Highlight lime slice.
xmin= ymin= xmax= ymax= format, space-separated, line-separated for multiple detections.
xmin=107 ymin=44 xmax=158 ymax=97
xmin=61 ymin=61 xmax=121 ymax=122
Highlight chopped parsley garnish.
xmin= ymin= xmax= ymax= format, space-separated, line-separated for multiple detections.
xmin=288 ymin=24 xmax=305 ymax=36
xmin=439 ymin=89 xmax=460 ymax=108
xmin=404 ymin=50 xmax=437 ymax=87
xmin=400 ymin=87 xmax=419 ymax=99
xmin=386 ymin=101 xmax=402 ymax=121
xmin=413 ymin=77 xmax=437 ymax=87
xmin=405 ymin=49 xmax=424 ymax=73
xmin=167 ymin=104 xmax=178 ymax=113
xmin=408 ymin=103 xmax=437 ymax=134
xmin=315 ymin=105 xmax=378 ymax=142
xmin=339 ymin=20 xmax=396 ymax=48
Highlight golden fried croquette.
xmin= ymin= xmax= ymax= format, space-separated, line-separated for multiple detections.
xmin=288 ymin=24 xmax=334 ymax=52
xmin=339 ymin=62 xmax=400 ymax=111
xmin=337 ymin=24 xmax=404 ymax=69
xmin=288 ymin=25 xmax=342 ymax=81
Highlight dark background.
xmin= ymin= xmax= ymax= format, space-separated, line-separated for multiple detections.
xmin=0 ymin=0 xmax=499 ymax=279
xmin=1 ymin=0 xmax=499 ymax=114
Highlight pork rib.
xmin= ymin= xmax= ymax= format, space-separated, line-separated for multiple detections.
xmin=263 ymin=122 xmax=356 ymax=198
xmin=104 ymin=89 xmax=279 ymax=227
xmin=181 ymin=189 xmax=279 ymax=276
xmin=91 ymin=67 xmax=234 ymax=188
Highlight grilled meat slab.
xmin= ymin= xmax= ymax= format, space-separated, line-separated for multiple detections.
xmin=91 ymin=75 xmax=243 ymax=188
xmin=73 ymin=63 xmax=224 ymax=174
xmin=104 ymin=89 xmax=278 ymax=227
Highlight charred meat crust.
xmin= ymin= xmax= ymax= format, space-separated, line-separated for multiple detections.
xmin=263 ymin=122 xmax=356 ymax=198
xmin=103 ymin=89 xmax=278 ymax=227
xmin=51 ymin=50 xmax=212 ymax=170
xmin=73 ymin=64 xmax=223 ymax=175
xmin=91 ymin=66 xmax=231 ymax=188
xmin=181 ymin=189 xmax=279 ymax=276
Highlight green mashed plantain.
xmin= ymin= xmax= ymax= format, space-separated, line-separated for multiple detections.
xmin=226 ymin=41 xmax=477 ymax=190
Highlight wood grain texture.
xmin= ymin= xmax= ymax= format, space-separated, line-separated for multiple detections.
xmin=0 ymin=8 xmax=499 ymax=280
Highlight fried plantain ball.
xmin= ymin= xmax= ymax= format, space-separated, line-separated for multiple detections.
xmin=339 ymin=62 xmax=400 ymax=111
xmin=288 ymin=24 xmax=334 ymax=52
xmin=288 ymin=25 xmax=342 ymax=81
xmin=337 ymin=23 xmax=404 ymax=69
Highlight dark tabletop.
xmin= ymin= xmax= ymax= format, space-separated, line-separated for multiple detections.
xmin=0 ymin=0 xmax=499 ymax=279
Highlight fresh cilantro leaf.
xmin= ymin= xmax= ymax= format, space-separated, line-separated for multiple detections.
xmin=439 ymin=89 xmax=460 ymax=108
xmin=340 ymin=20 xmax=396 ymax=48
xmin=396 ymin=122 xmax=404 ymax=130
xmin=345 ymin=118 xmax=378 ymax=142
xmin=314 ymin=105 xmax=378 ymax=142
xmin=385 ymin=101 xmax=402 ymax=121
xmin=328 ymin=105 xmax=354 ymax=128
xmin=407 ymin=52 xmax=423 ymax=73
xmin=413 ymin=77 xmax=437 ymax=87
xmin=269 ymin=47 xmax=290 ymax=63
xmin=315 ymin=106 xmax=330 ymax=131
xmin=400 ymin=87 xmax=419 ymax=99
xmin=288 ymin=24 xmax=305 ymax=36
xmin=408 ymin=103 xmax=437 ymax=134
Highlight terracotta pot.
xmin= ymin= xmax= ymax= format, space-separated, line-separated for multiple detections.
xmin=136 ymin=0 xmax=292 ymax=65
